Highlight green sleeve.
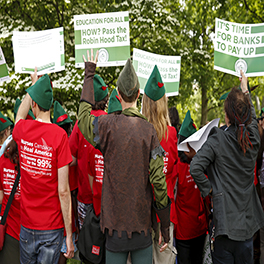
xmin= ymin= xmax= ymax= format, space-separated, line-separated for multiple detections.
xmin=78 ymin=101 xmax=96 ymax=147
xmin=149 ymin=155 xmax=168 ymax=209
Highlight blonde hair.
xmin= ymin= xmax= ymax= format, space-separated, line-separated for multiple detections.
xmin=142 ymin=94 xmax=171 ymax=142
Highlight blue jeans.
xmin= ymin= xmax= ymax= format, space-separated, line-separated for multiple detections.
xmin=20 ymin=225 xmax=64 ymax=264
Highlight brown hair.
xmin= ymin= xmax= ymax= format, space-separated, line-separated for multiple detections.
xmin=142 ymin=94 xmax=171 ymax=142
xmin=92 ymin=94 xmax=109 ymax=111
xmin=4 ymin=139 xmax=19 ymax=171
xmin=224 ymin=87 xmax=252 ymax=155
xmin=118 ymin=89 xmax=138 ymax=103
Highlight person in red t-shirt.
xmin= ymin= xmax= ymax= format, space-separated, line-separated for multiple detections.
xmin=13 ymin=69 xmax=74 ymax=263
xmin=175 ymin=110 xmax=208 ymax=264
xmin=0 ymin=139 xmax=20 ymax=263
xmin=142 ymin=65 xmax=178 ymax=264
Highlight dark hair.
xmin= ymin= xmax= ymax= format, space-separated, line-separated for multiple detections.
xmin=118 ymin=89 xmax=138 ymax=103
xmin=4 ymin=139 xmax=19 ymax=171
xmin=60 ymin=122 xmax=72 ymax=137
xmin=224 ymin=87 xmax=252 ymax=155
xmin=169 ymin=106 xmax=181 ymax=133
xmin=257 ymin=123 xmax=264 ymax=171
xmin=92 ymin=95 xmax=109 ymax=111
xmin=177 ymin=134 xmax=191 ymax=163
xmin=37 ymin=104 xmax=49 ymax=112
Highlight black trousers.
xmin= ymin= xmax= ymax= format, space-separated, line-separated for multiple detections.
xmin=176 ymin=233 xmax=206 ymax=264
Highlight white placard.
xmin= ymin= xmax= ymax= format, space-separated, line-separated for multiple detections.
xmin=0 ymin=47 xmax=9 ymax=82
xmin=178 ymin=118 xmax=220 ymax=152
xmin=12 ymin=27 xmax=65 ymax=74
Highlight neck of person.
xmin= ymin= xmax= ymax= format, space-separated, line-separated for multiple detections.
xmin=121 ymin=100 xmax=137 ymax=111
xmin=35 ymin=111 xmax=51 ymax=123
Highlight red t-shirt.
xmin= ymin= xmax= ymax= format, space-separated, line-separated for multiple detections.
xmin=69 ymin=122 xmax=93 ymax=204
xmin=0 ymin=155 xmax=21 ymax=240
xmin=175 ymin=161 xmax=208 ymax=240
xmin=13 ymin=119 xmax=72 ymax=230
xmin=160 ymin=126 xmax=178 ymax=224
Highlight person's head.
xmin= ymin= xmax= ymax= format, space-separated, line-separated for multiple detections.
xmin=108 ymin=89 xmax=122 ymax=115
xmin=53 ymin=101 xmax=73 ymax=137
xmin=142 ymin=65 xmax=170 ymax=141
xmin=4 ymin=139 xmax=19 ymax=171
xmin=26 ymin=74 xmax=53 ymax=116
xmin=0 ymin=112 xmax=13 ymax=144
xmin=224 ymin=87 xmax=252 ymax=154
xmin=169 ymin=106 xmax=180 ymax=133
xmin=93 ymin=74 xmax=109 ymax=111
xmin=117 ymin=59 xmax=140 ymax=104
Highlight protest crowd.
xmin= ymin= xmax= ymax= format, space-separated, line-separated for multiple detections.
xmin=1 ymin=9 xmax=264 ymax=264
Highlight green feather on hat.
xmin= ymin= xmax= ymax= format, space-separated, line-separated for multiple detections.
xmin=94 ymin=74 xmax=108 ymax=102
xmin=26 ymin=74 xmax=53 ymax=110
xmin=53 ymin=101 xmax=72 ymax=126
xmin=117 ymin=59 xmax=139 ymax=97
xmin=0 ymin=112 xmax=13 ymax=132
xmin=144 ymin=65 xmax=165 ymax=101
xmin=108 ymin=89 xmax=122 ymax=114
xmin=14 ymin=98 xmax=35 ymax=121
xmin=178 ymin=110 xmax=197 ymax=138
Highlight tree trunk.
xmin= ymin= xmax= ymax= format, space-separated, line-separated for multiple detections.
xmin=200 ymin=84 xmax=208 ymax=126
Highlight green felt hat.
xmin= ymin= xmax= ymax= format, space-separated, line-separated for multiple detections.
xmin=14 ymin=98 xmax=35 ymax=120
xmin=26 ymin=74 xmax=53 ymax=110
xmin=94 ymin=74 xmax=108 ymax=102
xmin=117 ymin=59 xmax=139 ymax=97
xmin=108 ymin=89 xmax=122 ymax=114
xmin=178 ymin=110 xmax=197 ymax=138
xmin=0 ymin=112 xmax=13 ymax=132
xmin=220 ymin=82 xmax=251 ymax=101
xmin=53 ymin=101 xmax=72 ymax=126
xmin=144 ymin=65 xmax=165 ymax=101
xmin=260 ymin=107 xmax=264 ymax=117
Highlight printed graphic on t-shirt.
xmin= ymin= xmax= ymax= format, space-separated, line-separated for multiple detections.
xmin=94 ymin=153 xmax=104 ymax=183
xmin=163 ymin=152 xmax=169 ymax=175
xmin=20 ymin=138 xmax=53 ymax=178
xmin=2 ymin=167 xmax=20 ymax=199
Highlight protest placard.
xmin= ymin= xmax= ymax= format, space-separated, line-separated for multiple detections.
xmin=74 ymin=11 xmax=130 ymax=67
xmin=0 ymin=47 xmax=9 ymax=82
xmin=132 ymin=48 xmax=181 ymax=96
xmin=178 ymin=118 xmax=220 ymax=153
xmin=214 ymin=18 xmax=264 ymax=77
xmin=12 ymin=27 xmax=65 ymax=74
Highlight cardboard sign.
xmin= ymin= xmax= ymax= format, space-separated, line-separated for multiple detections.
xmin=12 ymin=27 xmax=65 ymax=74
xmin=133 ymin=48 xmax=181 ymax=96
xmin=214 ymin=18 xmax=264 ymax=77
xmin=0 ymin=47 xmax=9 ymax=82
xmin=74 ymin=11 xmax=130 ymax=67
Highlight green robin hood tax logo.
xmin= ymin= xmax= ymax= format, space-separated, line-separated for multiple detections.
xmin=98 ymin=48 xmax=109 ymax=63
xmin=235 ymin=59 xmax=247 ymax=75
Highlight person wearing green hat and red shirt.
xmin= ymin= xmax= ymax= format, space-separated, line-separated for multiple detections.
xmin=175 ymin=110 xmax=208 ymax=264
xmin=69 ymin=75 xmax=108 ymax=232
xmin=13 ymin=69 xmax=74 ymax=263
xmin=141 ymin=65 xmax=178 ymax=264
xmin=53 ymin=101 xmax=79 ymax=264
xmin=77 ymin=50 xmax=170 ymax=264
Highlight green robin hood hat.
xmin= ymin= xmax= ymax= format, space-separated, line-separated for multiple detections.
xmin=14 ymin=98 xmax=35 ymax=120
xmin=178 ymin=110 xmax=197 ymax=138
xmin=117 ymin=59 xmax=139 ymax=97
xmin=26 ymin=74 xmax=53 ymax=110
xmin=144 ymin=65 xmax=165 ymax=101
xmin=0 ymin=112 xmax=13 ymax=132
xmin=94 ymin=74 xmax=108 ymax=102
xmin=53 ymin=101 xmax=72 ymax=126
xmin=108 ymin=89 xmax=122 ymax=114
xmin=220 ymin=82 xmax=251 ymax=101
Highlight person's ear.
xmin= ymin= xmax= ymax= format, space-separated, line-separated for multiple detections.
xmin=136 ymin=89 xmax=140 ymax=99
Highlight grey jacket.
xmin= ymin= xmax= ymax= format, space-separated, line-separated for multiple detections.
xmin=190 ymin=95 xmax=264 ymax=241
